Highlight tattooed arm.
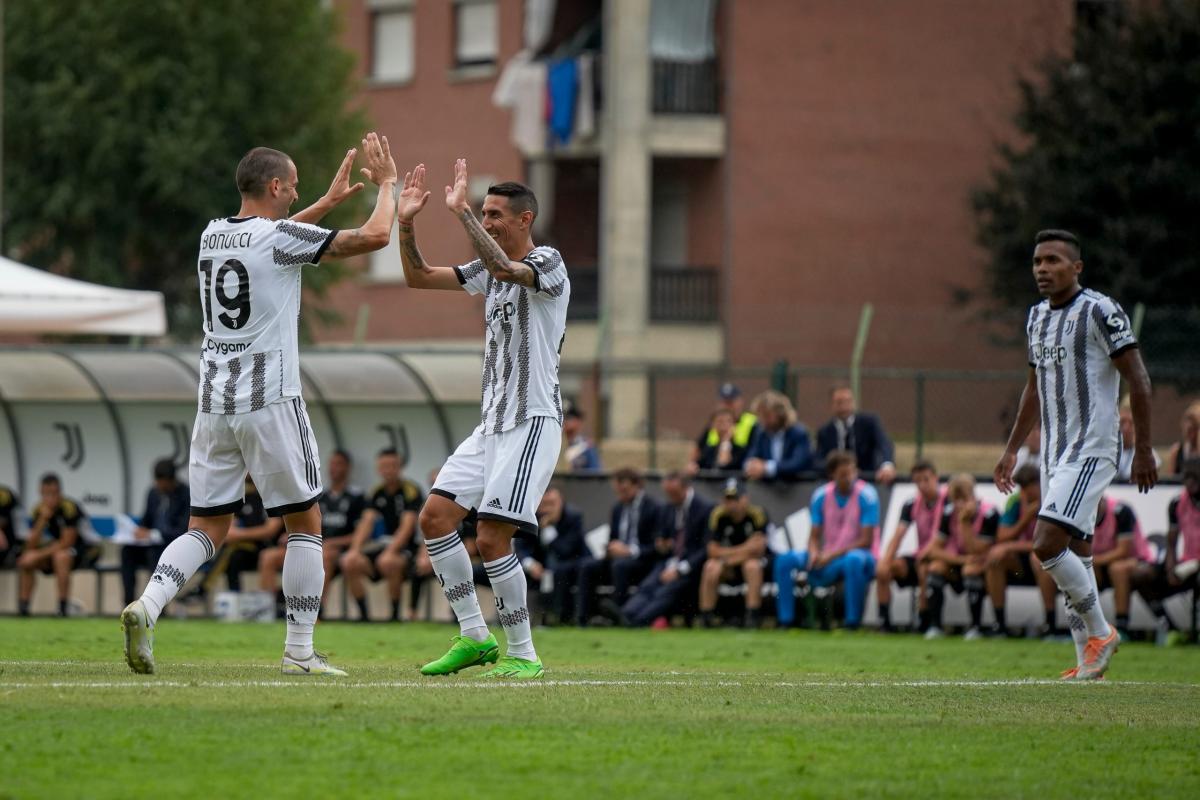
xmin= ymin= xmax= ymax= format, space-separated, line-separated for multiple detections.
xmin=445 ymin=158 xmax=537 ymax=287
xmin=393 ymin=164 xmax=465 ymax=290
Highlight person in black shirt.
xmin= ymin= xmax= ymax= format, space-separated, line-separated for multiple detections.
xmin=698 ymin=478 xmax=769 ymax=628
xmin=340 ymin=448 xmax=424 ymax=621
xmin=207 ymin=476 xmax=283 ymax=593
xmin=121 ymin=459 xmax=190 ymax=605
xmin=259 ymin=450 xmax=366 ymax=616
xmin=17 ymin=474 xmax=93 ymax=616
xmin=0 ymin=484 xmax=22 ymax=568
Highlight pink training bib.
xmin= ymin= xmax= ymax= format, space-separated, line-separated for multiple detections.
xmin=822 ymin=479 xmax=869 ymax=555
xmin=945 ymin=499 xmax=993 ymax=557
xmin=909 ymin=486 xmax=948 ymax=551
xmin=1177 ymin=490 xmax=1200 ymax=562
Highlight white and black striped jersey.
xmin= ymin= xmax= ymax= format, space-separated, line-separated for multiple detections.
xmin=1026 ymin=288 xmax=1137 ymax=469
xmin=194 ymin=216 xmax=336 ymax=415
xmin=454 ymin=245 xmax=569 ymax=435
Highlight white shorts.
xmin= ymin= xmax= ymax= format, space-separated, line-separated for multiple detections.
xmin=1039 ymin=456 xmax=1117 ymax=541
xmin=432 ymin=417 xmax=562 ymax=535
xmin=189 ymin=397 xmax=322 ymax=517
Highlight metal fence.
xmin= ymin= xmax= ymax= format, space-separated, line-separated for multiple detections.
xmin=651 ymin=58 xmax=719 ymax=114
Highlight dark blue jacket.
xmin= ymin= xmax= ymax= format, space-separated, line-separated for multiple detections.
xmin=747 ymin=424 xmax=814 ymax=480
xmin=815 ymin=413 xmax=895 ymax=472
xmin=658 ymin=492 xmax=716 ymax=575
xmin=138 ymin=482 xmax=191 ymax=544
xmin=517 ymin=505 xmax=591 ymax=566
xmin=609 ymin=493 xmax=662 ymax=562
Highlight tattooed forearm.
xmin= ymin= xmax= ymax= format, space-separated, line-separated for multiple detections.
xmin=325 ymin=228 xmax=368 ymax=259
xmin=398 ymin=225 xmax=427 ymax=272
xmin=457 ymin=210 xmax=536 ymax=287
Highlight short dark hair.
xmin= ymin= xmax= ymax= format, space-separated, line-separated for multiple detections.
xmin=830 ymin=383 xmax=853 ymax=397
xmin=236 ymin=147 xmax=293 ymax=198
xmin=662 ymin=470 xmax=691 ymax=487
xmin=910 ymin=460 xmax=938 ymax=476
xmin=612 ymin=467 xmax=642 ymax=486
xmin=1035 ymin=229 xmax=1081 ymax=260
xmin=487 ymin=181 xmax=538 ymax=220
xmin=377 ymin=447 xmax=405 ymax=465
xmin=40 ymin=472 xmax=61 ymax=487
xmin=153 ymin=459 xmax=177 ymax=481
xmin=331 ymin=449 xmax=353 ymax=463
xmin=1014 ymin=464 xmax=1041 ymax=488
xmin=825 ymin=450 xmax=857 ymax=476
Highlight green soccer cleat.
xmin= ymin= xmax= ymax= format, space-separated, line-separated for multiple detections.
xmin=121 ymin=600 xmax=155 ymax=675
xmin=479 ymin=656 xmax=545 ymax=680
xmin=420 ymin=634 xmax=500 ymax=676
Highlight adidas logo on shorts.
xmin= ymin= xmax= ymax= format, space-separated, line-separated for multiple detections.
xmin=1046 ymin=502 xmax=1058 ymax=512
xmin=486 ymin=497 xmax=504 ymax=510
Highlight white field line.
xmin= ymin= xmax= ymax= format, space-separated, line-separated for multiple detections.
xmin=1 ymin=678 xmax=1197 ymax=690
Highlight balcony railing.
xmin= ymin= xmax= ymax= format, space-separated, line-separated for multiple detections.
xmin=567 ymin=265 xmax=599 ymax=321
xmin=650 ymin=266 xmax=719 ymax=322
xmin=652 ymin=59 xmax=719 ymax=115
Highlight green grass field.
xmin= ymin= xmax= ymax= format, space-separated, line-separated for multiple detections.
xmin=1 ymin=618 xmax=1198 ymax=799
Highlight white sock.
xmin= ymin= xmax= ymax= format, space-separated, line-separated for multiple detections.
xmin=426 ymin=532 xmax=489 ymax=642
xmin=1067 ymin=610 xmax=1087 ymax=666
xmin=484 ymin=553 xmax=537 ymax=661
xmin=283 ymin=534 xmax=324 ymax=659
xmin=1042 ymin=549 xmax=1111 ymax=640
xmin=140 ymin=529 xmax=214 ymax=625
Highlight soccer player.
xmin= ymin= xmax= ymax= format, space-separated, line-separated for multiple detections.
xmin=394 ymin=161 xmax=569 ymax=679
xmin=16 ymin=474 xmax=93 ymax=617
xmin=121 ymin=135 xmax=400 ymax=675
xmin=1079 ymin=494 xmax=1140 ymax=646
xmin=985 ymin=465 xmax=1041 ymax=637
xmin=925 ymin=474 xmax=999 ymax=639
xmin=994 ymin=229 xmax=1156 ymax=681
xmin=875 ymin=460 xmax=945 ymax=632
xmin=698 ymin=479 xmax=770 ymax=629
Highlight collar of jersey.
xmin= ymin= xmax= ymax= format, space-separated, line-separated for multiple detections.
xmin=1048 ymin=287 xmax=1084 ymax=310
xmin=226 ymin=216 xmax=262 ymax=224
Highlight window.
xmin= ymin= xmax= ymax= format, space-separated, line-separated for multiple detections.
xmin=372 ymin=2 xmax=415 ymax=84
xmin=454 ymin=0 xmax=498 ymax=68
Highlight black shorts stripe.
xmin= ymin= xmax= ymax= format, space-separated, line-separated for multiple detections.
xmin=191 ymin=499 xmax=243 ymax=517
xmin=291 ymin=399 xmax=318 ymax=491
xmin=507 ymin=418 xmax=541 ymax=512
xmin=1064 ymin=458 xmax=1098 ymax=519
xmin=516 ymin=418 xmax=546 ymax=513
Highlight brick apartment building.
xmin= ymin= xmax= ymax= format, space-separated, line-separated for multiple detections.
xmin=322 ymin=0 xmax=1076 ymax=440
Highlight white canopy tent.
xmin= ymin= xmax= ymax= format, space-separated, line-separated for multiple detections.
xmin=0 ymin=256 xmax=167 ymax=336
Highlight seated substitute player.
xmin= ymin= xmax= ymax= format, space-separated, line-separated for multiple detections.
xmin=1071 ymin=495 xmax=1139 ymax=649
xmin=925 ymin=474 xmax=998 ymax=639
xmin=394 ymin=161 xmax=570 ymax=679
xmin=339 ymin=447 xmax=424 ymax=621
xmin=16 ymin=474 xmax=94 ymax=617
xmin=774 ymin=450 xmax=879 ymax=630
xmin=995 ymin=229 xmax=1156 ymax=681
xmin=984 ymin=465 xmax=1041 ymax=636
xmin=259 ymin=450 xmax=366 ymax=617
xmin=875 ymin=460 xmax=945 ymax=632
xmin=698 ymin=479 xmax=770 ymax=628
xmin=207 ymin=476 xmax=283 ymax=593
xmin=0 ymin=483 xmax=24 ymax=569
xmin=121 ymin=134 xmax=401 ymax=675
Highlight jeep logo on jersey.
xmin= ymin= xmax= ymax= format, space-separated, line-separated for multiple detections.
xmin=1033 ymin=343 xmax=1068 ymax=364
xmin=489 ymin=301 xmax=516 ymax=324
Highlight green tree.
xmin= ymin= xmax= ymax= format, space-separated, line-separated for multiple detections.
xmin=972 ymin=0 xmax=1200 ymax=372
xmin=3 ymin=0 xmax=368 ymax=338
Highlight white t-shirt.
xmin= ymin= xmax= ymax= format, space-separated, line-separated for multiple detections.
xmin=195 ymin=216 xmax=336 ymax=415
xmin=1026 ymin=288 xmax=1137 ymax=470
xmin=454 ymin=245 xmax=570 ymax=435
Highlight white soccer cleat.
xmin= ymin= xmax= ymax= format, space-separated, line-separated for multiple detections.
xmin=121 ymin=600 xmax=156 ymax=675
xmin=281 ymin=650 xmax=347 ymax=677
xmin=923 ymin=626 xmax=945 ymax=640
xmin=963 ymin=626 xmax=984 ymax=641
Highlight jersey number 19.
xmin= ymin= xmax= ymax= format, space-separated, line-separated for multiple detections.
xmin=199 ymin=258 xmax=252 ymax=332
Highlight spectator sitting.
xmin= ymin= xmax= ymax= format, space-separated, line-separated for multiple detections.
xmin=743 ymin=390 xmax=813 ymax=481
xmin=591 ymin=467 xmax=662 ymax=620
xmin=698 ymin=478 xmax=769 ymax=628
xmin=687 ymin=383 xmax=758 ymax=475
xmin=532 ymin=486 xmax=593 ymax=626
xmin=924 ymin=474 xmax=998 ymax=639
xmin=1014 ymin=423 xmax=1041 ymax=472
xmin=16 ymin=473 xmax=95 ymax=616
xmin=121 ymin=459 xmax=189 ymax=607
xmin=206 ymin=476 xmax=283 ymax=595
xmin=561 ymin=406 xmax=602 ymax=472
xmin=1117 ymin=400 xmax=1161 ymax=482
xmin=621 ymin=471 xmax=715 ymax=628
xmin=258 ymin=450 xmax=367 ymax=618
xmin=1165 ymin=401 xmax=1200 ymax=476
xmin=773 ymin=451 xmax=878 ymax=630
xmin=693 ymin=408 xmax=749 ymax=474
xmin=815 ymin=385 xmax=896 ymax=484
xmin=340 ymin=448 xmax=424 ymax=622
xmin=985 ymin=465 xmax=1040 ymax=637
xmin=1084 ymin=495 xmax=1142 ymax=642
xmin=875 ymin=460 xmax=946 ymax=632
xmin=0 ymin=483 xmax=24 ymax=569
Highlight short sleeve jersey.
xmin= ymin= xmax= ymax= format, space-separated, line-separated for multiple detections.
xmin=370 ymin=479 xmax=425 ymax=536
xmin=319 ymin=487 xmax=368 ymax=538
xmin=455 ymin=245 xmax=570 ymax=435
xmin=31 ymin=498 xmax=86 ymax=542
xmin=195 ymin=217 xmax=337 ymax=415
xmin=708 ymin=505 xmax=769 ymax=548
xmin=1026 ymin=288 xmax=1136 ymax=469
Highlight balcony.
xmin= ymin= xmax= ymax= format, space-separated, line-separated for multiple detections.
xmin=650 ymin=266 xmax=719 ymax=323
xmin=652 ymin=59 xmax=718 ymax=114
xmin=567 ymin=265 xmax=599 ymax=321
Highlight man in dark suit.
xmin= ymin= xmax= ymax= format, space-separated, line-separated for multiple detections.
xmin=621 ymin=472 xmax=715 ymax=627
xmin=121 ymin=459 xmax=190 ymax=605
xmin=815 ymin=385 xmax=897 ymax=484
xmin=744 ymin=390 xmax=813 ymax=481
xmin=527 ymin=486 xmax=594 ymax=626
xmin=590 ymin=467 xmax=661 ymax=618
